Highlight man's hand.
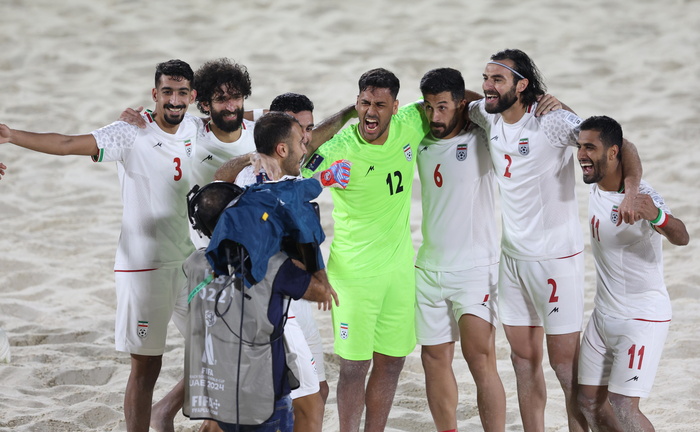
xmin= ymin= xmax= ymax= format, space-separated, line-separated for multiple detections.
xmin=632 ymin=194 xmax=660 ymax=222
xmin=618 ymin=188 xmax=642 ymax=225
xmin=119 ymin=106 xmax=147 ymax=128
xmin=313 ymin=159 xmax=352 ymax=188
xmin=311 ymin=270 xmax=339 ymax=311
xmin=0 ymin=162 xmax=6 ymax=180
xmin=0 ymin=124 xmax=12 ymax=144
xmin=253 ymin=152 xmax=281 ymax=180
xmin=534 ymin=94 xmax=563 ymax=116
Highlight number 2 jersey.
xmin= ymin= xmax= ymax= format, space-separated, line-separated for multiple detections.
xmin=415 ymin=123 xmax=499 ymax=271
xmin=468 ymin=99 xmax=583 ymax=261
xmin=301 ymin=103 xmax=429 ymax=278
xmin=588 ymin=181 xmax=672 ymax=321
xmin=91 ymin=112 xmax=199 ymax=271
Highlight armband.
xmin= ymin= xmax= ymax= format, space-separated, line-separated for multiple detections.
xmin=650 ymin=207 xmax=668 ymax=228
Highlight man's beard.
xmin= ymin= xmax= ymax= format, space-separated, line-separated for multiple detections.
xmin=211 ymin=107 xmax=244 ymax=132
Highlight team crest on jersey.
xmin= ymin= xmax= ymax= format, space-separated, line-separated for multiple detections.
xmin=403 ymin=144 xmax=412 ymax=161
xmin=518 ymin=138 xmax=530 ymax=156
xmin=339 ymin=322 xmax=349 ymax=340
xmin=610 ymin=205 xmax=620 ymax=224
xmin=456 ymin=144 xmax=468 ymax=161
xmin=137 ymin=321 xmax=149 ymax=339
xmin=184 ymin=139 xmax=193 ymax=157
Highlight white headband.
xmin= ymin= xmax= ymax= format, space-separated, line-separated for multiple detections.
xmin=487 ymin=61 xmax=525 ymax=80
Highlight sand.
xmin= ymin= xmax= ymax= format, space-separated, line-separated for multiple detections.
xmin=1 ymin=0 xmax=699 ymax=430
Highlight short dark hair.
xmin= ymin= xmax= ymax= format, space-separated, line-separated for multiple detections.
xmin=270 ymin=92 xmax=314 ymax=113
xmin=254 ymin=112 xmax=300 ymax=156
xmin=187 ymin=182 xmax=244 ymax=238
xmin=490 ymin=49 xmax=546 ymax=106
xmin=579 ymin=115 xmax=624 ymax=160
xmin=358 ymin=68 xmax=400 ymax=100
xmin=419 ymin=68 xmax=465 ymax=102
xmin=194 ymin=58 xmax=252 ymax=115
xmin=155 ymin=59 xmax=194 ymax=88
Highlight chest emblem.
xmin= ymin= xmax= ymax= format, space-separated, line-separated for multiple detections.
xmin=184 ymin=139 xmax=193 ymax=157
xmin=403 ymin=144 xmax=412 ymax=161
xmin=518 ymin=138 xmax=529 ymax=156
xmin=610 ymin=205 xmax=619 ymax=225
xmin=456 ymin=144 xmax=468 ymax=161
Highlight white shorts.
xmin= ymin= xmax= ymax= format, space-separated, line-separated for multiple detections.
xmin=415 ymin=264 xmax=499 ymax=346
xmin=294 ymin=299 xmax=326 ymax=381
xmin=285 ymin=303 xmax=320 ymax=399
xmin=578 ymin=309 xmax=669 ymax=398
xmin=114 ymin=267 xmax=188 ymax=356
xmin=498 ymin=252 xmax=584 ymax=334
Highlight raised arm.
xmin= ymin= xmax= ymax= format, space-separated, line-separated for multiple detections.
xmin=633 ymin=194 xmax=689 ymax=246
xmin=0 ymin=124 xmax=98 ymax=156
xmin=617 ymin=138 xmax=643 ymax=225
xmin=213 ymin=152 xmax=257 ymax=182
xmin=306 ymin=104 xmax=356 ymax=157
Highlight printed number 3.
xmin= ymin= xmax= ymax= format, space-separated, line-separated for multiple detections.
xmin=173 ymin=157 xmax=182 ymax=181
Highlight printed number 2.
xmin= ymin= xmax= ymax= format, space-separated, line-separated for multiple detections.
xmin=173 ymin=157 xmax=182 ymax=181
xmin=386 ymin=171 xmax=404 ymax=195
xmin=548 ymin=278 xmax=559 ymax=303
xmin=628 ymin=344 xmax=645 ymax=370
xmin=434 ymin=164 xmax=443 ymax=187
xmin=503 ymin=155 xmax=513 ymax=178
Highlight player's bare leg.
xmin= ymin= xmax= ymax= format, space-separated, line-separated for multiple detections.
xmin=421 ymin=342 xmax=458 ymax=431
xmin=578 ymin=385 xmax=623 ymax=431
xmin=503 ymin=325 xmax=546 ymax=432
xmin=292 ymin=391 xmax=324 ymax=432
xmin=150 ymin=378 xmax=183 ymax=432
xmin=126 ymin=354 xmax=162 ymax=432
xmin=608 ymin=393 xmax=654 ymax=432
xmin=364 ymin=353 xmax=405 ymax=432
xmin=337 ymin=358 xmax=371 ymax=432
xmin=547 ymin=332 xmax=588 ymax=432
xmin=459 ymin=314 xmax=505 ymax=432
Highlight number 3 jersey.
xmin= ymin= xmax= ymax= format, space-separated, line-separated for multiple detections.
xmin=301 ymin=103 xmax=429 ymax=278
xmin=91 ymin=112 xmax=199 ymax=270
xmin=468 ymin=99 xmax=583 ymax=261
xmin=588 ymin=182 xmax=672 ymax=321
xmin=415 ymin=123 xmax=499 ymax=271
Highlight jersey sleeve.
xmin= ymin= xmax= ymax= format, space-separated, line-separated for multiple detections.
xmin=639 ymin=181 xmax=672 ymax=215
xmin=301 ymin=127 xmax=354 ymax=176
xmin=468 ymin=99 xmax=490 ymax=130
xmin=395 ymin=102 xmax=430 ymax=136
xmin=90 ymin=120 xmax=140 ymax=162
xmin=541 ymin=108 xmax=582 ymax=148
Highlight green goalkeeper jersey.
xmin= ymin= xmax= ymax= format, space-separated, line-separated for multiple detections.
xmin=302 ymin=103 xmax=428 ymax=278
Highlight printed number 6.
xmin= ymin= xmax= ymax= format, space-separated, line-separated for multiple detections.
xmin=434 ymin=164 xmax=443 ymax=187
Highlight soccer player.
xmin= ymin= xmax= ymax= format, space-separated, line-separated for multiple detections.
xmin=415 ymin=68 xmax=505 ymax=432
xmin=0 ymin=59 xmax=199 ymax=432
xmin=301 ymin=68 xmax=430 ymax=432
xmin=467 ymin=49 xmax=643 ymax=432
xmin=575 ymin=116 xmax=688 ymax=432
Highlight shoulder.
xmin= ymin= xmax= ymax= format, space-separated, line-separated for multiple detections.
xmin=92 ymin=120 xmax=140 ymax=147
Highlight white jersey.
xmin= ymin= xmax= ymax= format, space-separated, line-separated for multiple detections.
xmin=415 ymin=123 xmax=499 ymax=271
xmin=92 ymin=112 xmax=199 ymax=270
xmin=468 ymin=100 xmax=584 ymax=261
xmin=190 ymin=118 xmax=257 ymax=249
xmin=588 ymin=181 xmax=672 ymax=320
xmin=191 ymin=119 xmax=257 ymax=187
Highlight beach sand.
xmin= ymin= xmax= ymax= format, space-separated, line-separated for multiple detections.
xmin=1 ymin=0 xmax=699 ymax=430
